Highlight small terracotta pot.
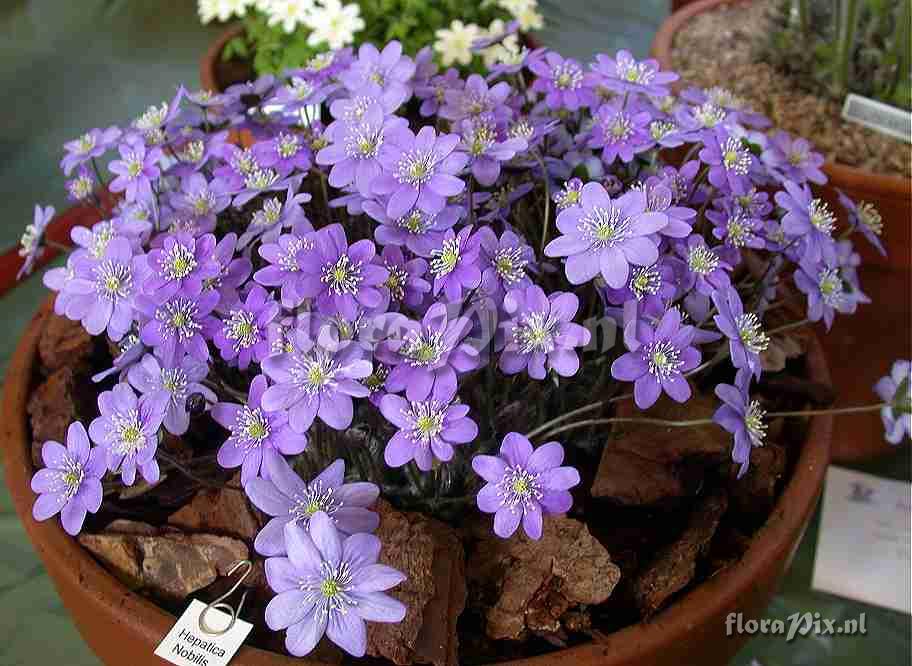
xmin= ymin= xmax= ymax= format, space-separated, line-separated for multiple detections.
xmin=3 ymin=295 xmax=832 ymax=666
xmin=651 ymin=0 xmax=911 ymax=272
xmin=651 ymin=0 xmax=911 ymax=462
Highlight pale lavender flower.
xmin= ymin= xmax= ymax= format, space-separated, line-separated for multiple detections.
xmin=458 ymin=117 xmax=527 ymax=186
xmin=874 ymin=360 xmax=911 ymax=444
xmin=590 ymin=50 xmax=678 ymax=96
xmin=428 ymin=226 xmax=482 ymax=301
xmin=317 ymin=114 xmax=409 ymax=196
xmin=775 ymin=181 xmax=838 ymax=265
xmin=237 ymin=185 xmax=312 ymax=249
xmin=365 ymin=202 xmax=461 ymax=256
xmin=17 ymin=204 xmax=54 ymax=279
xmin=699 ymin=130 xmax=754 ymax=194
xmin=529 ymin=51 xmax=595 ymax=110
xmin=837 ymin=191 xmax=886 ymax=257
xmin=171 ymin=173 xmax=232 ymax=228
xmin=254 ymin=233 xmax=317 ymax=308
xmin=66 ymin=167 xmax=96 ymax=202
xmin=416 ymin=68 xmax=462 ymax=117
xmin=67 ymin=237 xmax=140 ymax=341
xmin=588 ymin=100 xmax=654 ymax=165
xmin=60 ymin=126 xmax=122 ymax=175
xmin=127 ymin=353 xmax=214 ymax=436
xmin=377 ymin=245 xmax=431 ymax=310
xmin=339 ymin=41 xmax=416 ymax=103
xmin=108 ymin=135 xmax=163 ymax=203
xmin=712 ymin=286 xmax=769 ymax=378
xmin=137 ymin=290 xmax=219 ymax=364
xmin=253 ymin=131 xmax=313 ymax=176
xmin=213 ymin=285 xmax=280 ymax=370
xmin=440 ymin=74 xmax=512 ymax=123
xmin=713 ymin=382 xmax=767 ymax=477
xmin=144 ymin=232 xmax=220 ymax=301
xmin=476 ymin=228 xmax=533 ymax=297
xmin=793 ymin=259 xmax=859 ymax=330
xmin=761 ymin=131 xmax=826 ymax=185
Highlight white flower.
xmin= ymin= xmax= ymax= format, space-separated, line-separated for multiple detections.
xmin=305 ymin=0 xmax=365 ymax=49
xmin=265 ymin=0 xmax=315 ymax=33
xmin=434 ymin=20 xmax=482 ymax=67
xmin=480 ymin=19 xmax=522 ymax=68
xmin=499 ymin=0 xmax=544 ymax=31
xmin=198 ymin=0 xmax=252 ymax=23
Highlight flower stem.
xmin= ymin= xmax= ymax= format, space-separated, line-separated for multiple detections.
xmin=767 ymin=403 xmax=886 ymax=418
xmin=534 ymin=150 xmax=551 ymax=254
xmin=157 ymin=451 xmax=243 ymax=491
xmin=533 ymin=416 xmax=715 ymax=441
xmin=766 ymin=318 xmax=811 ymax=336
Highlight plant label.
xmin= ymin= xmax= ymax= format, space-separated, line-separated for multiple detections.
xmin=154 ymin=599 xmax=253 ymax=666
xmin=841 ymin=93 xmax=912 ymax=144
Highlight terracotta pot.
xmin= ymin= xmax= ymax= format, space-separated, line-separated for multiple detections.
xmin=651 ymin=0 xmax=912 ymax=272
xmin=651 ymin=0 xmax=911 ymax=462
xmin=3 ymin=295 xmax=832 ymax=666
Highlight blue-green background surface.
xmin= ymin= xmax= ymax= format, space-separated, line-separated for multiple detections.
xmin=0 ymin=1 xmax=909 ymax=664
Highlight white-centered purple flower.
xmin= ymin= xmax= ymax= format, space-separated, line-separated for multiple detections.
xmin=712 ymin=286 xmax=769 ymax=379
xmin=144 ymin=232 xmax=220 ymax=302
xmin=379 ymin=382 xmax=478 ymax=470
xmin=60 ymin=126 xmax=121 ymax=175
xmin=254 ymin=233 xmax=317 ymax=308
xmin=440 ymin=73 xmax=512 ymax=123
xmin=874 ymin=360 xmax=911 ymax=445
xmin=590 ymin=50 xmax=679 ymax=97
xmin=365 ymin=201 xmax=461 ymax=257
xmin=472 ymin=433 xmax=580 ymax=540
xmin=713 ymin=382 xmax=768 ymax=477
xmin=476 ymin=227 xmax=534 ymax=298
xmin=793 ymin=259 xmax=859 ymax=330
xmin=675 ymin=234 xmax=734 ymax=296
xmin=108 ymin=135 xmax=162 ymax=203
xmin=246 ymin=455 xmax=380 ymax=556
xmin=264 ymin=514 xmax=406 ymax=658
xmin=212 ymin=375 xmax=308 ymax=485
xmin=318 ymin=114 xmax=409 ymax=197
xmin=458 ymin=117 xmax=527 ymax=186
xmin=837 ymin=191 xmax=886 ymax=257
xmin=88 ymin=382 xmax=166 ymax=486
xmin=339 ymin=40 xmax=416 ymax=103
xmin=17 ymin=204 xmax=54 ymax=279
xmin=237 ymin=184 xmax=312 ymax=250
xmin=775 ymin=181 xmax=838 ymax=265
xmin=529 ymin=51 xmax=595 ymax=110
xmin=213 ymin=285 xmax=280 ymax=370
xmin=428 ymin=225 xmax=482 ymax=301
xmin=31 ymin=422 xmax=106 ymax=536
xmin=252 ymin=131 xmax=313 ymax=176
xmin=544 ymin=182 xmax=667 ymax=287
xmin=611 ymin=307 xmax=701 ymax=409
xmin=498 ymin=285 xmax=591 ymax=380
xmin=588 ymin=100 xmax=653 ymax=165
xmin=137 ymin=289 xmax=219 ymax=364
xmin=761 ymin=131 xmax=826 ymax=185
xmin=377 ymin=244 xmax=430 ymax=310
xmin=127 ymin=353 xmax=214 ymax=436
xmin=699 ymin=130 xmax=754 ymax=194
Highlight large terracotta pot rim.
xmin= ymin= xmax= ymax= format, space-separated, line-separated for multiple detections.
xmin=2 ymin=295 xmax=832 ymax=665
xmin=650 ymin=0 xmax=911 ymax=198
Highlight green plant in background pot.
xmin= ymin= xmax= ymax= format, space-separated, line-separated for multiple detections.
xmin=760 ymin=0 xmax=911 ymax=110
xmin=199 ymin=0 xmax=544 ymax=75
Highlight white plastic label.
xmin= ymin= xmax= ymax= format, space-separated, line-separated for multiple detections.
xmin=841 ymin=93 xmax=912 ymax=144
xmin=154 ymin=599 xmax=253 ymax=666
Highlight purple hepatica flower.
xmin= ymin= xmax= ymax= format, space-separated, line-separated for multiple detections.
xmin=636 ymin=180 xmax=693 ymax=238
xmin=92 ymin=333 xmax=146 ymax=383
xmin=706 ymin=201 xmax=765 ymax=250
xmin=171 ymin=173 xmax=231 ymax=227
xmin=137 ymin=289 xmax=219 ymax=364
xmin=247 ymin=455 xmax=380 ymax=556
xmin=793 ymin=259 xmax=859 ymax=330
xmin=590 ymin=50 xmax=679 ymax=97
xmin=476 ymin=227 xmax=533 ymax=297
xmin=416 ymin=68 xmax=462 ymax=117
xmin=699 ymin=130 xmax=754 ymax=194
xmin=238 ymin=185 xmax=312 ymax=250
xmin=441 ymin=74 xmax=512 ymax=123
xmin=498 ymin=285 xmax=591 ymax=380
xmin=67 ymin=237 xmax=140 ymax=341
xmin=264 ymin=514 xmax=406 ymax=658
xmin=712 ymin=286 xmax=770 ymax=379
xmin=31 ymin=422 xmax=106 ymax=536
xmin=260 ymin=335 xmax=372 ymax=433
xmin=378 ymin=245 xmax=431 ymax=311
xmin=108 ymin=135 xmax=162 ymax=203
xmin=17 ymin=204 xmax=54 ymax=280
xmin=232 ymin=167 xmax=297 ymax=207
xmin=459 ymin=117 xmax=527 ymax=186
xmin=365 ymin=201 xmax=461 ymax=256
xmin=88 ymin=382 xmax=166 ymax=486
xmin=214 ymin=285 xmax=280 ymax=370
xmin=212 ymin=375 xmax=307 ymax=485
xmin=254 ymin=233 xmax=317 ymax=308
xmin=775 ymin=181 xmax=838 ymax=265
xmin=837 ymin=191 xmax=886 ymax=257
xmin=588 ymin=101 xmax=654 ymax=165
xmin=529 ymin=51 xmax=595 ymax=111
xmin=66 ymin=166 xmax=96 ymax=202
xmin=553 ymin=178 xmax=584 ymax=211
xmin=601 ymin=260 xmax=677 ymax=310
xmin=61 ymin=126 xmax=122 ymax=175
xmin=296 ymin=224 xmax=388 ymax=319
xmin=127 ymin=353 xmax=215 ymax=436
xmin=713 ymin=382 xmax=768 ymax=477
xmin=675 ymin=235 xmax=733 ymax=296
xmin=144 ymin=232 xmax=220 ymax=301
xmin=317 ymin=114 xmax=409 ymax=197
xmin=428 ymin=225 xmax=482 ymax=301
xmin=253 ymin=132 xmax=313 ymax=176
xmin=384 ymin=301 xmax=480 ymax=402
xmin=611 ymin=307 xmax=701 ymax=409
xmin=544 ymin=182 xmax=667 ymax=288
xmin=761 ymin=131 xmax=826 ymax=185
xmin=874 ymin=360 xmax=911 ymax=444
xmin=379 ymin=382 xmax=478 ymax=470
xmin=207 ymin=232 xmax=252 ymax=304
xmin=340 ymin=41 xmax=416 ymax=102
xmin=213 ymin=144 xmax=259 ymax=191
xmin=374 ymin=125 xmax=468 ymax=219
xmin=472 ymin=433 xmax=580 ymax=540
xmin=267 ymin=75 xmax=338 ymax=113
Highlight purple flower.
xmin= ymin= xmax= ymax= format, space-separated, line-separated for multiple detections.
xmin=712 ymin=286 xmax=769 ymax=379
xmin=706 ymin=201 xmax=765 ymax=250
xmin=31 ymin=422 xmax=106 ymax=536
xmin=261 ymin=336 xmax=372 ymax=433
xmin=88 ymin=382 xmax=166 ymax=486
xmin=713 ymin=382 xmax=768 ymax=477
xmin=295 ymin=224 xmax=388 ymax=319
xmin=761 ymin=131 xmax=826 ymax=185
xmin=374 ymin=125 xmax=468 ymax=219
xmin=611 ymin=307 xmax=701 ymax=409
xmin=67 ymin=237 xmax=140 ymax=341
xmin=416 ymin=68 xmax=462 ymax=117
xmin=544 ymin=182 xmax=667 ymax=287
xmin=365 ymin=202 xmax=461 ymax=256
xmin=553 ymin=178 xmax=584 ymax=211
xmin=793 ymin=260 xmax=859 ymax=330
xmin=377 ymin=245 xmax=431 ymax=310
xmin=317 ymin=114 xmax=409 ymax=196
xmin=529 ymin=51 xmax=595 ymax=110
xmin=208 ymin=232 xmax=253 ymax=303
xmin=264 ymin=514 xmax=406 ymax=657
xmin=498 ymin=285 xmax=590 ymax=379
xmin=675 ymin=234 xmax=733 ymax=296
xmin=267 ymin=75 xmax=339 ymax=113
xmin=699 ymin=130 xmax=754 ymax=194
xmin=127 ymin=353 xmax=214 ymax=436
xmin=458 ymin=117 xmax=527 ymax=186
xmin=108 ymin=135 xmax=162 ymax=203
xmin=213 ymin=285 xmax=280 ymax=370
xmin=137 ymin=290 xmax=219 ymax=364
xmin=476 ymin=228 xmax=533 ymax=297
xmin=340 ymin=41 xmax=416 ymax=102
xmin=775 ymin=181 xmax=838 ymax=265
xmin=17 ymin=204 xmax=54 ymax=280
xmin=253 ymin=132 xmax=313 ymax=176
xmin=238 ymin=185 xmax=312 ymax=249
xmin=231 ymin=168 xmax=298 ymax=208
xmin=144 ymin=232 xmax=220 ymax=301
xmin=254 ymin=233 xmax=316 ymax=308
xmin=66 ymin=167 xmax=96 ymax=203
xmin=171 ymin=173 xmax=232 ymax=228
xmin=590 ymin=50 xmax=678 ymax=97
xmin=60 ymin=126 xmax=121 ymax=175
xmin=440 ymin=74 xmax=512 ymax=123
xmin=246 ymin=455 xmax=379 ymax=556
xmin=837 ymin=191 xmax=886 ymax=257
xmin=212 ymin=375 xmax=308 ymax=485
xmin=379 ymin=382 xmax=478 ymax=470
xmin=428 ymin=225 xmax=482 ymax=301
xmin=472 ymin=433 xmax=580 ymax=540
xmin=874 ymin=360 xmax=911 ymax=444
xmin=384 ymin=301 xmax=480 ymax=401
xmin=588 ymin=100 xmax=654 ymax=165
